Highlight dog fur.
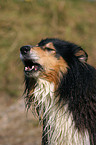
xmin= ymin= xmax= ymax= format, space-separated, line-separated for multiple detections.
xmin=20 ymin=38 xmax=96 ymax=145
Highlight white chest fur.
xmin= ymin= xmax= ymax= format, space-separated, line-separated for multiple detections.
xmin=33 ymin=79 xmax=90 ymax=145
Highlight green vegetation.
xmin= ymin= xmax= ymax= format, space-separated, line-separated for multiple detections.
xmin=0 ymin=0 xmax=96 ymax=97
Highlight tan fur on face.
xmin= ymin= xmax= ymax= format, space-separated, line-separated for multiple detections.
xmin=30 ymin=42 xmax=68 ymax=86
xmin=42 ymin=42 xmax=56 ymax=52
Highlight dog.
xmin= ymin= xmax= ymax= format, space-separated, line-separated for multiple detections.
xmin=20 ymin=38 xmax=96 ymax=145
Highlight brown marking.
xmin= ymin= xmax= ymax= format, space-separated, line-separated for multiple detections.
xmin=44 ymin=42 xmax=56 ymax=50
xmin=42 ymin=42 xmax=56 ymax=54
xmin=41 ymin=56 xmax=68 ymax=89
xmin=75 ymin=50 xmax=86 ymax=57
xmin=30 ymin=45 xmax=68 ymax=88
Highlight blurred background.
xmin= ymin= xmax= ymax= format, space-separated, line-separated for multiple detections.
xmin=0 ymin=0 xmax=96 ymax=145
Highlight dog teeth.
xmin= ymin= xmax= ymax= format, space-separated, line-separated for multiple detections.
xmin=25 ymin=65 xmax=38 ymax=71
xmin=25 ymin=67 xmax=28 ymax=71
xmin=32 ymin=66 xmax=35 ymax=69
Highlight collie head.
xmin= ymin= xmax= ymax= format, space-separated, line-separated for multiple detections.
xmin=20 ymin=38 xmax=88 ymax=84
xmin=20 ymin=38 xmax=96 ymax=145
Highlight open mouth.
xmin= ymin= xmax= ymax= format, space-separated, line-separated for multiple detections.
xmin=23 ymin=60 xmax=42 ymax=73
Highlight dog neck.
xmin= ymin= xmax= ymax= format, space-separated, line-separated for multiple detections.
xmin=33 ymin=79 xmax=90 ymax=145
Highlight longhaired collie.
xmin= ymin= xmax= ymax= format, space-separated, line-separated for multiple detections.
xmin=20 ymin=38 xmax=96 ymax=145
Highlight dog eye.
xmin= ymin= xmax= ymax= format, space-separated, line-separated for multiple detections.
xmin=45 ymin=47 xmax=55 ymax=52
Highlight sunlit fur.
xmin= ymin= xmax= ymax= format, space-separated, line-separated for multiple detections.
xmin=20 ymin=38 xmax=96 ymax=145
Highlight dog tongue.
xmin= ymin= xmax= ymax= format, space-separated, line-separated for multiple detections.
xmin=34 ymin=65 xmax=38 ymax=71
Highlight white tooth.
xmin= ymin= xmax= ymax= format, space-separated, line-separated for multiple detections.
xmin=25 ymin=67 xmax=28 ymax=71
xmin=32 ymin=66 xmax=35 ymax=69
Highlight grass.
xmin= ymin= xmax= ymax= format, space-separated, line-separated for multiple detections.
xmin=0 ymin=0 xmax=96 ymax=97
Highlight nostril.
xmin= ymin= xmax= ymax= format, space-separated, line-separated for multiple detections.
xmin=20 ymin=45 xmax=31 ymax=55
xmin=24 ymin=47 xmax=28 ymax=53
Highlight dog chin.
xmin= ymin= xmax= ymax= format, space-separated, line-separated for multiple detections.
xmin=24 ymin=68 xmax=41 ymax=78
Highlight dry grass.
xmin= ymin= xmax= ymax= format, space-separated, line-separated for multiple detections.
xmin=0 ymin=0 xmax=96 ymax=101
xmin=0 ymin=1 xmax=96 ymax=144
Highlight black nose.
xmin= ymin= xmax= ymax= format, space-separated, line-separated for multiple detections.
xmin=20 ymin=45 xmax=31 ymax=55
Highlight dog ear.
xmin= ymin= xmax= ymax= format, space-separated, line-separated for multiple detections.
xmin=75 ymin=47 xmax=88 ymax=62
